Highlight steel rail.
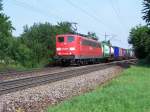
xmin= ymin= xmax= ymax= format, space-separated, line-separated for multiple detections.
xmin=0 ymin=59 xmax=137 ymax=95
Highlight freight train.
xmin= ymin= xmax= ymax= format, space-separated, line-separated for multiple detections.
xmin=54 ymin=34 xmax=134 ymax=66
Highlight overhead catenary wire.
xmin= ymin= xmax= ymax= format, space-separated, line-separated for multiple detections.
xmin=65 ymin=0 xmax=127 ymax=47
xmin=12 ymin=0 xmax=105 ymax=37
xmin=109 ymin=0 xmax=121 ymax=20
xmin=13 ymin=0 xmax=66 ymax=22
xmin=74 ymin=0 xmax=112 ymax=37
xmin=64 ymin=0 xmax=115 ymax=34
xmin=108 ymin=0 xmax=130 ymax=45
xmin=114 ymin=0 xmax=121 ymax=14
xmin=12 ymin=0 xmax=124 ymax=42
xmin=76 ymin=0 xmax=121 ymax=41
xmin=113 ymin=0 xmax=129 ymax=30
xmin=108 ymin=0 xmax=128 ymax=34
xmin=64 ymin=0 xmax=127 ymax=43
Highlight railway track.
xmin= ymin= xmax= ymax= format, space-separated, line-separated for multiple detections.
xmin=0 ymin=59 xmax=137 ymax=95
xmin=0 ymin=66 xmax=78 ymax=81
xmin=0 ymin=67 xmax=61 ymax=77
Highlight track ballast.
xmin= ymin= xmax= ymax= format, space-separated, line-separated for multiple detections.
xmin=0 ymin=59 xmax=137 ymax=95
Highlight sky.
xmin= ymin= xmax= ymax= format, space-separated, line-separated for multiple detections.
xmin=3 ymin=0 xmax=145 ymax=48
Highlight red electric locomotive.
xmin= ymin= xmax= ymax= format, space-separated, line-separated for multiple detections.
xmin=55 ymin=34 xmax=103 ymax=65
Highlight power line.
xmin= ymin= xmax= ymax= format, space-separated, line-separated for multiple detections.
xmin=108 ymin=0 xmax=128 ymax=34
xmin=114 ymin=0 xmax=121 ymax=14
xmin=12 ymin=0 xmax=114 ymax=40
xmin=113 ymin=0 xmax=128 ymax=30
xmin=12 ymin=0 xmax=98 ymax=35
xmin=64 ymin=0 xmax=115 ymax=33
xmin=108 ymin=0 xmax=129 ymax=46
xmin=70 ymin=0 xmax=122 ymax=41
xmin=67 ymin=0 xmax=127 ymax=44
xmin=76 ymin=0 xmax=112 ymax=36
xmin=100 ymin=32 xmax=121 ymax=42
xmin=13 ymin=0 xmax=65 ymax=21
xmin=109 ymin=0 xmax=120 ymax=21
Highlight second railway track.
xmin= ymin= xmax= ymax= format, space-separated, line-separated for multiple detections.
xmin=0 ymin=59 xmax=137 ymax=95
xmin=0 ymin=67 xmax=64 ymax=80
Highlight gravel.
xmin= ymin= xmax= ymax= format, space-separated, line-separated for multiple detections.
xmin=0 ymin=66 xmax=123 ymax=112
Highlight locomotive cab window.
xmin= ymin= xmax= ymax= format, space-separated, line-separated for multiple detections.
xmin=58 ymin=37 xmax=64 ymax=42
xmin=67 ymin=36 xmax=74 ymax=42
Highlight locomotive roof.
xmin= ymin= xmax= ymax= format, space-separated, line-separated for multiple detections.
xmin=56 ymin=34 xmax=99 ymax=42
xmin=56 ymin=34 xmax=79 ymax=37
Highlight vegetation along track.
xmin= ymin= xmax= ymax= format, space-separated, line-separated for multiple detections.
xmin=0 ymin=59 xmax=137 ymax=95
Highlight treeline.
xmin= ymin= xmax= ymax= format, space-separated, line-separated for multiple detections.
xmin=0 ymin=0 xmax=14 ymax=66
xmin=128 ymin=0 xmax=150 ymax=62
xmin=0 ymin=0 xmax=75 ymax=68
xmin=1 ymin=20 xmax=75 ymax=68
xmin=12 ymin=22 xmax=74 ymax=68
xmin=128 ymin=25 xmax=150 ymax=60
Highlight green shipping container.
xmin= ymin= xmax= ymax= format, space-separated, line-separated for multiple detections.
xmin=101 ymin=42 xmax=111 ymax=58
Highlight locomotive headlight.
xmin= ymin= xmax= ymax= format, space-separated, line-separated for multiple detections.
xmin=56 ymin=48 xmax=61 ymax=51
xmin=69 ymin=47 xmax=75 ymax=51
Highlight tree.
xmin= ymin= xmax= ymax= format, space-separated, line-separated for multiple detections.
xmin=142 ymin=0 xmax=150 ymax=25
xmin=129 ymin=0 xmax=150 ymax=62
xmin=56 ymin=21 xmax=75 ymax=34
xmin=128 ymin=25 xmax=150 ymax=59
xmin=19 ymin=22 xmax=74 ymax=67
xmin=0 ymin=0 xmax=14 ymax=64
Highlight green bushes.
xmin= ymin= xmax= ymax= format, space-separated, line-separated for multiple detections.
xmin=17 ymin=22 xmax=74 ymax=68
xmin=128 ymin=0 xmax=150 ymax=63
xmin=128 ymin=25 xmax=150 ymax=60
xmin=1 ymin=22 xmax=74 ymax=68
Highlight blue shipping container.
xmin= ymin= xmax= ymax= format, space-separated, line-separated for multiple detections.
xmin=113 ymin=46 xmax=119 ymax=58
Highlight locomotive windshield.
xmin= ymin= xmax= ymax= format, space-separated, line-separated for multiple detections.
xmin=58 ymin=37 xmax=64 ymax=42
xmin=67 ymin=36 xmax=74 ymax=42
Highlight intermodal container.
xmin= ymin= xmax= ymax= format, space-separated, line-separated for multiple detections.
xmin=113 ymin=46 xmax=119 ymax=58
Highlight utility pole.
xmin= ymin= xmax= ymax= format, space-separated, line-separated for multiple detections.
xmin=103 ymin=33 xmax=118 ymax=45
xmin=105 ymin=32 xmax=106 ymax=41
xmin=104 ymin=32 xmax=111 ymax=41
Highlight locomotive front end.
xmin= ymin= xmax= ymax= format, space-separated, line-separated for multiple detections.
xmin=55 ymin=34 xmax=77 ymax=65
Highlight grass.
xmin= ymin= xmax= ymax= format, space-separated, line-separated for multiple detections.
xmin=47 ymin=66 xmax=150 ymax=112
xmin=0 ymin=63 xmax=45 ymax=72
xmin=0 ymin=64 xmax=24 ymax=72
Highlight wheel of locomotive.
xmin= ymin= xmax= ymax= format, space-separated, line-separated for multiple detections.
xmin=61 ymin=61 xmax=70 ymax=66
xmin=66 ymin=61 xmax=71 ymax=66
xmin=75 ymin=59 xmax=81 ymax=66
xmin=83 ymin=60 xmax=86 ymax=65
